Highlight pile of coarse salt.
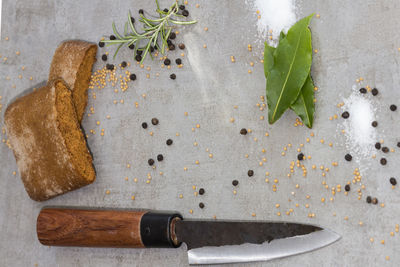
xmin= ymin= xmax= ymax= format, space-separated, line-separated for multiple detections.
xmin=341 ymin=89 xmax=377 ymax=166
xmin=246 ymin=0 xmax=297 ymax=41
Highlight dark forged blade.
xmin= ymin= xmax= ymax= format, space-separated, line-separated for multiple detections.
xmin=175 ymin=220 xmax=340 ymax=265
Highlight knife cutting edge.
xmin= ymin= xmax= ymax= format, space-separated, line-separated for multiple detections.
xmin=37 ymin=208 xmax=341 ymax=265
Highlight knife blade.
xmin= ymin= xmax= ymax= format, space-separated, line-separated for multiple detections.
xmin=37 ymin=208 xmax=340 ymax=265
xmin=175 ymin=220 xmax=340 ymax=264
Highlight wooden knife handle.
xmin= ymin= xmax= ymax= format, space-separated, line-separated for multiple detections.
xmin=37 ymin=207 xmax=182 ymax=248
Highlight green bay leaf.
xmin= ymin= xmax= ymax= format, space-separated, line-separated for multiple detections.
xmin=266 ymin=14 xmax=314 ymax=124
xmin=266 ymin=30 xmax=315 ymax=128
xmin=290 ymin=74 xmax=315 ymax=128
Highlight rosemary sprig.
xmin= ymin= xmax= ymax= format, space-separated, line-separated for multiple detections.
xmin=102 ymin=0 xmax=197 ymax=64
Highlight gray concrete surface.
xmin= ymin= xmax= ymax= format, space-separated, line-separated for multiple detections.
xmin=1 ymin=0 xmax=400 ymax=266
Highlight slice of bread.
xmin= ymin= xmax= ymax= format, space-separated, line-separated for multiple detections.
xmin=4 ymin=79 xmax=96 ymax=201
xmin=49 ymin=40 xmax=97 ymax=123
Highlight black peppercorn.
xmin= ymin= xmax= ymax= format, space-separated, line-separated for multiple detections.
xmin=199 ymin=202 xmax=205 ymax=209
xmin=371 ymin=121 xmax=378 ymax=127
xmin=170 ymin=74 xmax=176 ymax=80
xmin=142 ymin=122 xmax=148 ymax=129
xmin=130 ymin=74 xmax=137 ymax=81
xmin=98 ymin=41 xmax=105 ymax=48
xmin=164 ymin=58 xmax=171 ymax=65
xmin=398 ymin=142 xmax=400 ymax=148
xmin=178 ymin=43 xmax=185 ymax=50
xmin=390 ymin=177 xmax=397 ymax=185
xmin=168 ymin=44 xmax=176 ymax=51
xmin=345 ymin=184 xmax=350 ymax=192
xmin=390 ymin=104 xmax=397 ymax=111
xmin=139 ymin=9 xmax=144 ymax=14
xmin=148 ymin=158 xmax=155 ymax=166
xmin=167 ymin=39 xmax=172 ymax=45
xmin=341 ymin=111 xmax=350 ymax=119
xmin=345 ymin=154 xmax=352 ymax=161
xmin=199 ymin=188 xmax=205 ymax=195
xmin=380 ymin=158 xmax=387 ymax=165
xmin=297 ymin=153 xmax=304 ymax=161
xmin=169 ymin=32 xmax=176 ymax=40
xmin=163 ymin=8 xmax=168 ymax=12
xmin=232 ymin=180 xmax=239 ymax=186
xmin=372 ymin=197 xmax=378 ymax=204
xmin=101 ymin=54 xmax=107 ymax=61
xmin=130 ymin=17 xmax=135 ymax=23
xmin=150 ymin=46 xmax=154 ymax=52
xmin=110 ymin=35 xmax=116 ymax=40
xmin=371 ymin=88 xmax=379 ymax=96
xmin=157 ymin=154 xmax=164 ymax=161
xmin=137 ymin=50 xmax=143 ymax=56
xmin=121 ymin=61 xmax=127 ymax=68
xmin=182 ymin=10 xmax=189 ymax=17
xmin=240 ymin=128 xmax=248 ymax=135
xmin=248 ymin=170 xmax=254 ymax=177
xmin=106 ymin=64 xmax=114 ymax=70
xmin=382 ymin=147 xmax=389 ymax=153
xmin=366 ymin=196 xmax=372 ymax=203
xmin=179 ymin=4 xmax=185 ymax=10
xmin=135 ymin=55 xmax=142 ymax=62
xmin=359 ymin=88 xmax=367 ymax=94
xmin=151 ymin=118 xmax=159 ymax=125
xmin=375 ymin=142 xmax=381 ymax=150
xmin=166 ymin=139 xmax=173 ymax=145
xmin=129 ymin=43 xmax=135 ymax=50
xmin=175 ymin=58 xmax=182 ymax=65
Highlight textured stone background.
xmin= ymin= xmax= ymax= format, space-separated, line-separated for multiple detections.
xmin=1 ymin=0 xmax=400 ymax=266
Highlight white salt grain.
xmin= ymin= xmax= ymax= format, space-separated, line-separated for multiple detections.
xmin=341 ymin=90 xmax=376 ymax=165
xmin=246 ymin=0 xmax=297 ymax=40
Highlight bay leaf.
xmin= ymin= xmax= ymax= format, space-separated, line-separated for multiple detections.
xmin=265 ymin=14 xmax=314 ymax=124
xmin=290 ymin=74 xmax=315 ymax=128
xmin=266 ymin=31 xmax=315 ymax=128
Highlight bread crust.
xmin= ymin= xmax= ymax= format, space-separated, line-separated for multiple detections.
xmin=49 ymin=40 xmax=97 ymax=123
xmin=4 ymin=79 xmax=95 ymax=201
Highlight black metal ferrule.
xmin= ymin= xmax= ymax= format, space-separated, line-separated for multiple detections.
xmin=140 ymin=211 xmax=183 ymax=248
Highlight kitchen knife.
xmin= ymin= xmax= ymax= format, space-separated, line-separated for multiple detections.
xmin=37 ymin=207 xmax=340 ymax=265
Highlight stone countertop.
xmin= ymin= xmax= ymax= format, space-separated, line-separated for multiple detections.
xmin=1 ymin=0 xmax=400 ymax=266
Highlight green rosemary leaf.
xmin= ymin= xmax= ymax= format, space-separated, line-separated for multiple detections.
xmin=113 ymin=43 xmax=124 ymax=59
xmin=104 ymin=0 xmax=196 ymax=62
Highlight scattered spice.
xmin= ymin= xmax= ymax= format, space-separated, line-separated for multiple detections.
xmin=142 ymin=122 xmax=148 ymax=129
xmin=390 ymin=104 xmax=397 ymax=111
xmin=151 ymin=118 xmax=159 ymax=125
xmin=380 ymin=158 xmax=387 ymax=165
xmin=390 ymin=177 xmax=397 ymax=185
xmin=199 ymin=188 xmax=205 ymax=195
xmin=232 ymin=180 xmax=239 ymax=186
xmin=148 ymin=159 xmax=155 ymax=166
xmin=166 ymin=139 xmax=173 ymax=145
xmin=341 ymin=111 xmax=350 ymax=119
xmin=199 ymin=202 xmax=205 ymax=209
xmin=345 ymin=154 xmax=352 ymax=161
xmin=240 ymin=128 xmax=248 ymax=135
xmin=371 ymin=121 xmax=378 ymax=127
xmin=248 ymin=170 xmax=254 ymax=177
xmin=371 ymin=88 xmax=379 ymax=96
xmin=382 ymin=147 xmax=389 ymax=153
xmin=170 ymin=73 xmax=176 ymax=80
xmin=359 ymin=88 xmax=367 ymax=94
xmin=157 ymin=154 xmax=164 ymax=161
